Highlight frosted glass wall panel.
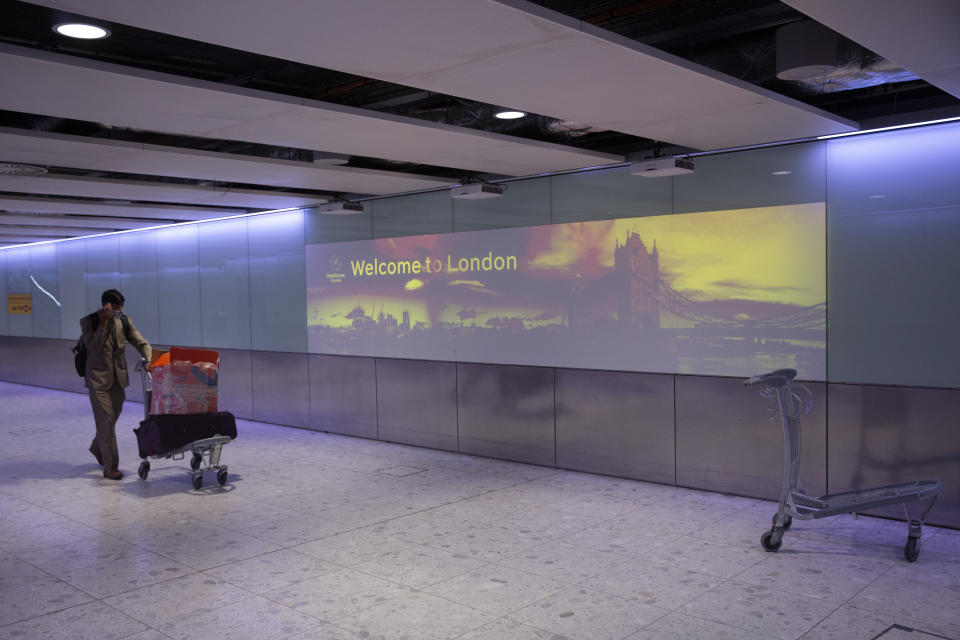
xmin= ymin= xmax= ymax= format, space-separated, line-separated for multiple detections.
xmin=828 ymin=123 xmax=960 ymax=217
xmin=156 ymin=225 xmax=201 ymax=347
xmin=0 ymin=252 xmax=7 ymax=335
xmin=249 ymin=211 xmax=306 ymax=352
xmin=372 ymin=190 xmax=452 ymax=238
xmin=198 ymin=219 xmax=251 ymax=349
xmin=674 ymin=142 xmax=826 ymax=214
xmin=5 ymin=248 xmax=31 ymax=336
xmin=28 ymin=244 xmax=59 ymax=338
xmin=119 ymin=231 xmax=160 ymax=344
xmin=453 ymin=178 xmax=550 ymax=231
xmin=828 ymin=125 xmax=960 ymax=389
xmin=84 ymin=235 xmax=120 ymax=312
xmin=304 ymin=206 xmax=373 ymax=244
xmin=57 ymin=240 xmax=87 ymax=339
xmin=551 ymin=165 xmax=672 ymax=224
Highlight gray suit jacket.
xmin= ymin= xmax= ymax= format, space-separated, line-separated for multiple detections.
xmin=80 ymin=312 xmax=152 ymax=391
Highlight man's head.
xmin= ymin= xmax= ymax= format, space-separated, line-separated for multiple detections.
xmin=101 ymin=289 xmax=125 ymax=311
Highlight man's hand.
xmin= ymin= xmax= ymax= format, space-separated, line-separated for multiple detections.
xmin=97 ymin=304 xmax=113 ymax=327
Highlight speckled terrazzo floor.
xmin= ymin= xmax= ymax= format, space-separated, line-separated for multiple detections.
xmin=1 ymin=381 xmax=957 ymax=640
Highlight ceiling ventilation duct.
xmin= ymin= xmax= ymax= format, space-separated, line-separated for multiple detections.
xmin=0 ymin=163 xmax=48 ymax=176
xmin=776 ymin=20 xmax=838 ymax=81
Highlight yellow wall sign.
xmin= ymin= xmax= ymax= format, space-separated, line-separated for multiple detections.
xmin=8 ymin=294 xmax=32 ymax=314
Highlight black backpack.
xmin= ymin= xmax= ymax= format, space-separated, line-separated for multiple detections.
xmin=72 ymin=313 xmax=130 ymax=377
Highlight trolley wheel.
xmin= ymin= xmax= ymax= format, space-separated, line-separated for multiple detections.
xmin=192 ymin=474 xmax=203 ymax=490
xmin=138 ymin=460 xmax=150 ymax=480
xmin=217 ymin=469 xmax=228 ymax=486
xmin=772 ymin=513 xmax=793 ymax=530
xmin=904 ymin=537 xmax=920 ymax=563
xmin=761 ymin=529 xmax=782 ymax=552
xmin=190 ymin=452 xmax=202 ymax=471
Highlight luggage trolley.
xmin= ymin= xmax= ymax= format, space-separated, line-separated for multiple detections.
xmin=135 ymin=359 xmax=231 ymax=489
xmin=746 ymin=368 xmax=942 ymax=562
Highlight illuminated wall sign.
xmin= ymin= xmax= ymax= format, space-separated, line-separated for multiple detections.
xmin=7 ymin=293 xmax=32 ymax=314
xmin=307 ymin=204 xmax=826 ymax=379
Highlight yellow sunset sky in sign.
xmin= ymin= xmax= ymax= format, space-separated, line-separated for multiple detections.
xmin=530 ymin=203 xmax=825 ymax=306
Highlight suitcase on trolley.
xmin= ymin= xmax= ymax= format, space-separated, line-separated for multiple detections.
xmin=135 ymin=411 xmax=237 ymax=458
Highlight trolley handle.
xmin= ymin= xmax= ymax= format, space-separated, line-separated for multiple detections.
xmin=745 ymin=368 xmax=797 ymax=388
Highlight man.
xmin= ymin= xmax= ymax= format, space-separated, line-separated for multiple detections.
xmin=81 ymin=289 xmax=152 ymax=480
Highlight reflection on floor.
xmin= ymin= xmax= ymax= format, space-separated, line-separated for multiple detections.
xmin=1 ymin=381 xmax=958 ymax=640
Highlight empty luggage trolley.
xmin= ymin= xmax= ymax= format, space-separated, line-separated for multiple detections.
xmin=746 ymin=368 xmax=942 ymax=562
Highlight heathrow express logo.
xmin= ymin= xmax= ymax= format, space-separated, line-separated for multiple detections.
xmin=326 ymin=256 xmax=345 ymax=283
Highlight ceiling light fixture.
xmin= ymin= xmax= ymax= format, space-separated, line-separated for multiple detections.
xmin=53 ymin=22 xmax=111 ymax=39
xmin=771 ymin=170 xmax=792 ymax=175
xmin=495 ymin=110 xmax=526 ymax=120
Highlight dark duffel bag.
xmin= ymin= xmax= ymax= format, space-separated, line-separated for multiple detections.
xmin=135 ymin=411 xmax=237 ymax=458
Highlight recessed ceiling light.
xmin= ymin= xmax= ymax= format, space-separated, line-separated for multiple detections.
xmin=771 ymin=170 xmax=792 ymax=175
xmin=53 ymin=23 xmax=111 ymax=39
xmin=869 ymin=194 xmax=886 ymax=199
xmin=495 ymin=110 xmax=526 ymax=120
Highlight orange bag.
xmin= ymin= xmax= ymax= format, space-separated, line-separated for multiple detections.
xmin=150 ymin=347 xmax=219 ymax=415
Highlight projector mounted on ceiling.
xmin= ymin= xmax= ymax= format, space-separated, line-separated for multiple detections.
xmin=317 ymin=201 xmax=364 ymax=215
xmin=630 ymin=157 xmax=694 ymax=178
xmin=450 ymin=183 xmax=505 ymax=199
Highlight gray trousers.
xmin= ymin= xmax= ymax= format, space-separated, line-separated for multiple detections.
xmin=89 ymin=381 xmax=125 ymax=472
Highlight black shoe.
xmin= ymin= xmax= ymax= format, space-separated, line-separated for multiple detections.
xmin=103 ymin=469 xmax=123 ymax=480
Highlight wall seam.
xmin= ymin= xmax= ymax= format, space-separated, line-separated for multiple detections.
xmin=374 ymin=357 xmax=381 ymax=440
xmin=553 ymin=367 xmax=558 ymax=468
xmin=454 ymin=362 xmax=461 ymax=453
xmin=673 ymin=374 xmax=678 ymax=486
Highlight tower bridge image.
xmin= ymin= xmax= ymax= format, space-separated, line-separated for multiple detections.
xmin=570 ymin=231 xmax=824 ymax=341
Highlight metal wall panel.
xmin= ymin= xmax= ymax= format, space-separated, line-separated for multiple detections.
xmin=218 ymin=348 xmax=253 ymax=420
xmin=0 ymin=251 xmax=8 ymax=336
xmin=828 ymin=383 xmax=960 ymax=528
xmin=83 ymin=235 xmax=120 ymax=314
xmin=304 ymin=206 xmax=373 ymax=244
xmin=371 ymin=189 xmax=452 ymax=239
xmin=198 ymin=220 xmax=252 ymax=350
xmin=376 ymin=358 xmax=457 ymax=451
xmin=550 ymin=165 xmax=672 ymax=224
xmin=28 ymin=244 xmax=60 ymax=339
xmin=248 ymin=211 xmax=307 ymax=353
xmin=457 ymin=362 xmax=555 ymax=466
xmin=251 ymin=350 xmax=310 ymax=427
xmin=56 ymin=240 xmax=87 ymax=340
xmin=5 ymin=248 xmax=31 ymax=336
xmin=673 ymin=141 xmax=826 ymax=214
xmin=118 ymin=230 xmax=161 ymax=345
xmin=453 ymin=177 xmax=551 ymax=231
xmin=156 ymin=225 xmax=202 ymax=348
xmin=307 ymin=353 xmax=377 ymax=438
xmin=556 ymin=369 xmax=675 ymax=484
xmin=0 ymin=336 xmax=83 ymax=393
xmin=675 ymin=375 xmax=827 ymax=500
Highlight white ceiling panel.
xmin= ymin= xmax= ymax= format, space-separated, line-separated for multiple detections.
xmin=0 ymin=172 xmax=321 ymax=210
xmin=781 ymin=0 xmax=960 ymax=98
xmin=0 ymin=44 xmax=622 ymax=176
xmin=0 ymin=195 xmax=244 ymax=221
xmin=0 ymin=128 xmax=447 ymax=197
xmin=27 ymin=0 xmax=858 ymax=149
xmin=0 ymin=212 xmax=158 ymax=229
